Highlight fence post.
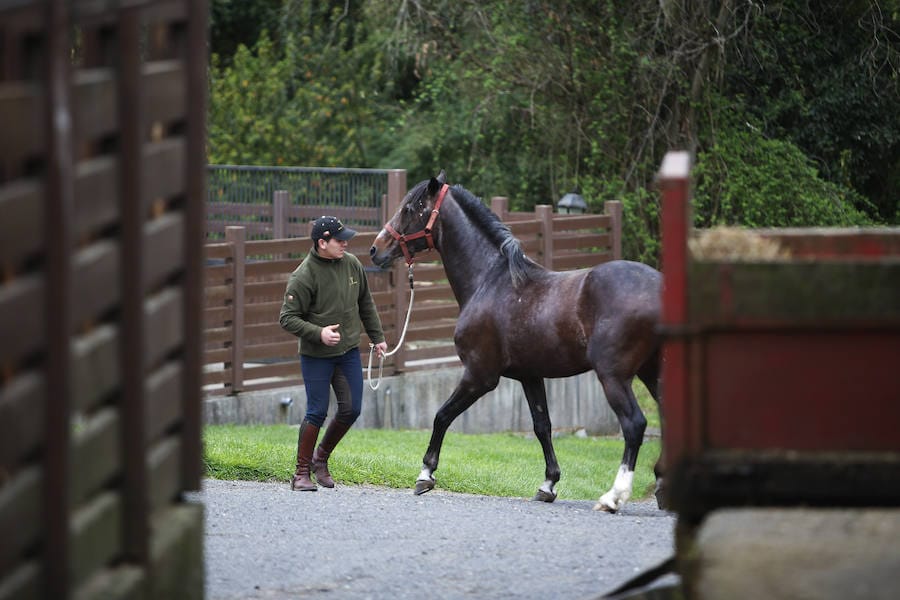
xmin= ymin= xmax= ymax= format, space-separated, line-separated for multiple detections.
xmin=273 ymin=190 xmax=289 ymax=240
xmin=491 ymin=196 xmax=509 ymax=220
xmin=225 ymin=226 xmax=245 ymax=393
xmin=385 ymin=169 xmax=406 ymax=224
xmin=604 ymin=200 xmax=623 ymax=260
xmin=535 ymin=204 xmax=554 ymax=269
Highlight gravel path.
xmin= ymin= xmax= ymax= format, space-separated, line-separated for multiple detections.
xmin=192 ymin=479 xmax=676 ymax=599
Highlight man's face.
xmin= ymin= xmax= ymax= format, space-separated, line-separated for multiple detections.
xmin=318 ymin=237 xmax=348 ymax=260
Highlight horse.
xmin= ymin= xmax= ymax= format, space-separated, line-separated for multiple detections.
xmin=369 ymin=171 xmax=664 ymax=512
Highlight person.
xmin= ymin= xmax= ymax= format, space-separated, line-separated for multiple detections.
xmin=279 ymin=216 xmax=388 ymax=491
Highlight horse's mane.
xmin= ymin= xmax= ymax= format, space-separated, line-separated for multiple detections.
xmin=448 ymin=184 xmax=545 ymax=288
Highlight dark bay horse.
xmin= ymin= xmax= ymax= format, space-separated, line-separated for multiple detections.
xmin=370 ymin=172 xmax=663 ymax=512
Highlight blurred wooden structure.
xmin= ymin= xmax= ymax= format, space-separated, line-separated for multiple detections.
xmin=0 ymin=1 xmax=207 ymax=598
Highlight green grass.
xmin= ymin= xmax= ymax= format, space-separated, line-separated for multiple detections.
xmin=204 ymin=424 xmax=661 ymax=501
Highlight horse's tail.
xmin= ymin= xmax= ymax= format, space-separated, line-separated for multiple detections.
xmin=500 ymin=237 xmax=541 ymax=289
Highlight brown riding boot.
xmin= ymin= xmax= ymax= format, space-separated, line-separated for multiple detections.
xmin=291 ymin=420 xmax=319 ymax=491
xmin=311 ymin=419 xmax=352 ymax=488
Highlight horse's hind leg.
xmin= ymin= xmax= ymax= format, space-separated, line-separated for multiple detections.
xmin=521 ymin=377 xmax=560 ymax=502
xmin=415 ymin=369 xmax=497 ymax=495
xmin=637 ymin=349 xmax=667 ymax=509
xmin=595 ymin=374 xmax=647 ymax=513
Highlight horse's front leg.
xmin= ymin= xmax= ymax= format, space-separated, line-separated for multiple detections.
xmin=521 ymin=377 xmax=560 ymax=502
xmin=594 ymin=375 xmax=646 ymax=512
xmin=415 ymin=371 xmax=495 ymax=495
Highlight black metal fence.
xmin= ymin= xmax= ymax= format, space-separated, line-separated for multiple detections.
xmin=207 ymin=165 xmax=405 ymax=240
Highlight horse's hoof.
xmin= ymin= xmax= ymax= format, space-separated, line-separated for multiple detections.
xmin=592 ymin=501 xmax=617 ymax=513
xmin=532 ymin=489 xmax=557 ymax=503
xmin=414 ymin=478 xmax=435 ymax=495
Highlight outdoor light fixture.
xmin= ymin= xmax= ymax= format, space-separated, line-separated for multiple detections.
xmin=557 ymin=189 xmax=587 ymax=214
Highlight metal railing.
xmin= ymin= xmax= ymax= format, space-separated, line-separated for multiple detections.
xmin=207 ymin=165 xmax=406 ymax=240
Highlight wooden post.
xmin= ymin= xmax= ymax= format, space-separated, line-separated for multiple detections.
xmin=117 ymin=4 xmax=149 ymax=566
xmin=604 ymin=200 xmax=623 ymax=260
xmin=273 ymin=190 xmax=289 ymax=240
xmin=658 ymin=151 xmax=692 ymax=471
xmin=385 ymin=169 xmax=406 ymax=224
xmin=44 ymin=1 xmax=74 ymax=594
xmin=182 ymin=0 xmax=209 ymax=490
xmin=535 ymin=204 xmax=554 ymax=269
xmin=491 ymin=196 xmax=509 ymax=220
xmin=225 ymin=226 xmax=245 ymax=393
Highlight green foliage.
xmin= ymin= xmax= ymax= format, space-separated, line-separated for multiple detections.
xmin=208 ymin=0 xmax=898 ymax=265
xmin=693 ymin=125 xmax=874 ymax=228
xmin=203 ymin=424 xmax=661 ymax=501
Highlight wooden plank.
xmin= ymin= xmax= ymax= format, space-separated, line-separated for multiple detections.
xmin=69 ymin=407 xmax=121 ymax=507
xmin=69 ymin=492 xmax=122 ymax=591
xmin=0 ymin=561 xmax=41 ymax=599
xmin=203 ymin=305 xmax=232 ymax=325
xmin=204 ymin=263 xmax=233 ymax=284
xmin=203 ymin=326 xmax=232 ymax=344
xmin=412 ymin=303 xmax=459 ymax=321
xmin=404 ymin=321 xmax=456 ymax=342
xmin=243 ymin=322 xmax=286 ymax=341
xmin=144 ymin=361 xmax=182 ymax=444
xmin=552 ymin=214 xmax=611 ymax=232
xmin=245 ymin=341 xmax=296 ymax=361
xmin=203 ymin=283 xmax=232 ymax=303
xmin=146 ymin=436 xmax=181 ymax=513
xmin=0 ymin=81 xmax=43 ymax=161
xmin=73 ymin=67 xmax=117 ymax=146
xmin=553 ymin=232 xmax=611 ymax=252
xmin=143 ymin=287 xmax=183 ymax=371
xmin=0 ymin=467 xmax=42 ymax=579
xmin=507 ymin=220 xmax=542 ymax=236
xmin=143 ymin=60 xmax=185 ymax=125
xmin=71 ymin=324 xmax=120 ymax=414
xmin=689 ymin=261 xmax=900 ymax=325
xmin=70 ymin=240 xmax=120 ymax=329
xmin=74 ymin=156 xmax=119 ymax=241
xmin=143 ymin=212 xmax=184 ymax=291
xmin=244 ymin=279 xmax=286 ymax=299
xmin=143 ymin=137 xmax=186 ymax=204
xmin=553 ymin=253 xmax=610 ymax=271
xmin=0 ymin=371 xmax=45 ymax=472
xmin=205 ymin=242 xmax=232 ymax=260
xmin=703 ymin=331 xmax=900 ymax=453
xmin=0 ymin=179 xmax=43 ymax=267
xmin=0 ymin=274 xmax=44 ymax=365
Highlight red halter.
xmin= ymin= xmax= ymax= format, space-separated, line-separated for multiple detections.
xmin=384 ymin=183 xmax=449 ymax=266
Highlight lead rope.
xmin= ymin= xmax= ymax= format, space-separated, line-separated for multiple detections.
xmin=368 ymin=265 xmax=415 ymax=390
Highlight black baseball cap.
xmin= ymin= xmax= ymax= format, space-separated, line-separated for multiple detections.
xmin=310 ymin=216 xmax=356 ymax=243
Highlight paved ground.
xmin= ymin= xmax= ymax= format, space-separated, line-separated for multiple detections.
xmin=190 ymin=479 xmax=676 ymax=599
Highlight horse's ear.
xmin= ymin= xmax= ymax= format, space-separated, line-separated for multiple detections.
xmin=427 ymin=171 xmax=446 ymax=196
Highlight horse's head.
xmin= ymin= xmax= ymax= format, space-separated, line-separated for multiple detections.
xmin=370 ymin=170 xmax=450 ymax=269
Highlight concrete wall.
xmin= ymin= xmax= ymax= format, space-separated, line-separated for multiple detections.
xmin=204 ymin=366 xmax=622 ymax=435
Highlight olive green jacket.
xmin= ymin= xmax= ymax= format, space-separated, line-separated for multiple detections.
xmin=279 ymin=248 xmax=384 ymax=358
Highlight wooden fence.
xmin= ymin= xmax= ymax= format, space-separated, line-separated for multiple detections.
xmin=0 ymin=1 xmax=206 ymax=598
xmin=203 ymin=199 xmax=622 ymax=395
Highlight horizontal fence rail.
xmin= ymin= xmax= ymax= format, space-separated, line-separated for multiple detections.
xmin=203 ymin=198 xmax=622 ymax=395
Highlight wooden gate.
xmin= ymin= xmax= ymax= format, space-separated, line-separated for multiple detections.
xmin=1 ymin=1 xmax=207 ymax=598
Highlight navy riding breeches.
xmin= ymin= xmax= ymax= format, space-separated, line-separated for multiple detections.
xmin=299 ymin=348 xmax=363 ymax=427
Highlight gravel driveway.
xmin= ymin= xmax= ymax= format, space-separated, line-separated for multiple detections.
xmin=193 ymin=479 xmax=676 ymax=599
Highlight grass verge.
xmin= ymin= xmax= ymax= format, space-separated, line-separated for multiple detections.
xmin=204 ymin=425 xmax=661 ymax=501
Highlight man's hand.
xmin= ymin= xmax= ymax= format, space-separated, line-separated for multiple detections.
xmin=321 ymin=324 xmax=341 ymax=346
xmin=373 ymin=341 xmax=388 ymax=357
